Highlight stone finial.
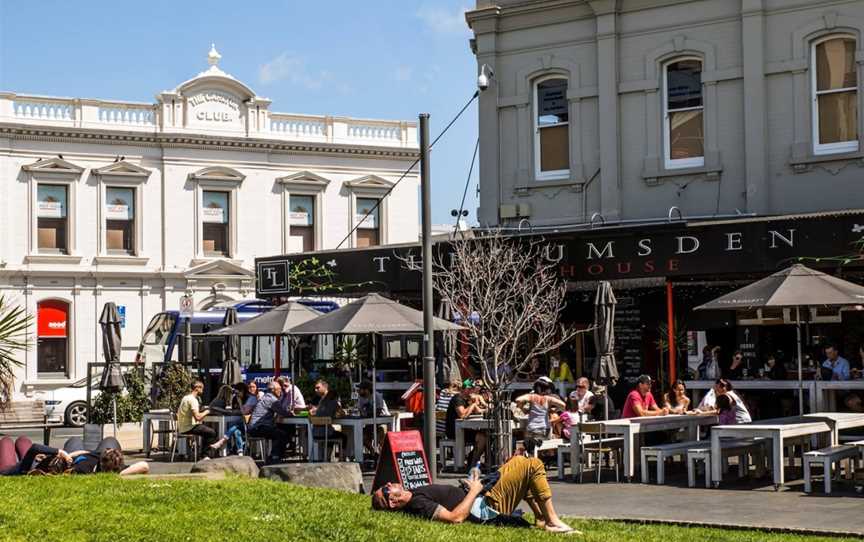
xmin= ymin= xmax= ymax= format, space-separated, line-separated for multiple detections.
xmin=208 ymin=43 xmax=222 ymax=67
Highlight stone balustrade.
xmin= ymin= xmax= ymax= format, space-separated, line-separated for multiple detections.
xmin=0 ymin=93 xmax=416 ymax=148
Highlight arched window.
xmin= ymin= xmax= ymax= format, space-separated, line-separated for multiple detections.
xmin=534 ymin=76 xmax=570 ymax=179
xmin=812 ymin=35 xmax=858 ymax=155
xmin=37 ymin=300 xmax=69 ymax=376
xmin=663 ymin=58 xmax=705 ymax=169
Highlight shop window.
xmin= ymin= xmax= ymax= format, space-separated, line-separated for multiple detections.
xmin=105 ymin=187 xmax=135 ymax=254
xmin=355 ymin=197 xmax=380 ymax=248
xmin=534 ymin=77 xmax=570 ymax=179
xmin=290 ymin=194 xmax=315 ymax=252
xmin=664 ymin=58 xmax=705 ymax=169
xmin=813 ymin=35 xmax=858 ymax=155
xmin=36 ymin=184 xmax=68 ymax=253
xmin=202 ymin=190 xmax=230 ymax=256
xmin=37 ymin=300 xmax=69 ymax=375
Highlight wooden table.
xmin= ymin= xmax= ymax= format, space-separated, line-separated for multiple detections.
xmin=276 ymin=416 xmax=313 ymax=460
xmin=574 ymin=414 xmax=719 ymax=481
xmin=804 ymin=412 xmax=864 ymax=445
xmin=454 ymin=417 xmax=499 ymax=469
xmin=337 ymin=416 xmax=398 ymax=461
xmin=710 ymin=416 xmax=833 ymax=489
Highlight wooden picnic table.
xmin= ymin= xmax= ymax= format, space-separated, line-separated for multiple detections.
xmin=803 ymin=412 xmax=864 ymax=445
xmin=710 ymin=416 xmax=834 ymax=490
xmin=571 ymin=414 xmax=718 ymax=481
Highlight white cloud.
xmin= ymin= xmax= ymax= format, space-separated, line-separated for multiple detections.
xmin=258 ymin=52 xmax=331 ymax=88
xmin=416 ymin=4 xmax=471 ymax=35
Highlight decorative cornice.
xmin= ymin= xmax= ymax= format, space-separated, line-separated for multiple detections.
xmin=0 ymin=123 xmax=420 ymax=160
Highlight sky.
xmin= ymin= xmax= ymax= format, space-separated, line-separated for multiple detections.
xmin=0 ymin=0 xmax=479 ymax=226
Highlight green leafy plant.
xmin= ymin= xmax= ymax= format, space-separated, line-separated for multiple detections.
xmin=152 ymin=363 xmax=195 ymax=413
xmin=655 ymin=319 xmax=689 ymax=386
xmin=89 ymin=367 xmax=150 ymax=424
xmin=0 ymin=296 xmax=33 ymax=409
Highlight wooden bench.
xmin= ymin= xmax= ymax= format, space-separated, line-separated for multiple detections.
xmin=803 ymin=444 xmax=860 ymax=494
xmin=640 ymin=440 xmax=700 ymax=484
xmin=687 ymin=439 xmax=766 ymax=488
xmin=0 ymin=401 xmax=61 ymax=445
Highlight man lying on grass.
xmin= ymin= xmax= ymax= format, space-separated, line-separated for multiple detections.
xmin=372 ymin=455 xmax=578 ymax=534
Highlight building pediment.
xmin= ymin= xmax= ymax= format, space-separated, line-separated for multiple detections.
xmin=344 ymin=175 xmax=394 ymax=190
xmin=189 ymin=166 xmax=246 ymax=184
xmin=185 ymin=259 xmax=254 ymax=279
xmin=93 ymin=160 xmax=151 ymax=179
xmin=22 ymin=157 xmax=84 ymax=177
xmin=277 ymin=171 xmax=331 ymax=190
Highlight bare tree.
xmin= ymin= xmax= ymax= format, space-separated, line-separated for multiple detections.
xmin=431 ymin=229 xmax=586 ymax=465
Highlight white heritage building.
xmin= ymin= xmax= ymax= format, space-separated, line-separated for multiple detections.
xmin=0 ymin=46 xmax=419 ymax=398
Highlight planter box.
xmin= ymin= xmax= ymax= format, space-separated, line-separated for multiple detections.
xmin=83 ymin=422 xmax=144 ymax=452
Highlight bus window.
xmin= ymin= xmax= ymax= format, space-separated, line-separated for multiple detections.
xmin=142 ymin=313 xmax=176 ymax=346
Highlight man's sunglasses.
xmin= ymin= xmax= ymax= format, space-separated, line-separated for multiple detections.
xmin=382 ymin=486 xmax=391 ymax=501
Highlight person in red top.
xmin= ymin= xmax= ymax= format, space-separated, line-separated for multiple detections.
xmin=621 ymin=375 xmax=669 ymax=418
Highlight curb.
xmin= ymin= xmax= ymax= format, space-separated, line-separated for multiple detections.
xmin=571 ymin=515 xmax=862 ymax=539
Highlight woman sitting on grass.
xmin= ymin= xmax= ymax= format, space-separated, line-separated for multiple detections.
xmin=0 ymin=436 xmax=148 ymax=476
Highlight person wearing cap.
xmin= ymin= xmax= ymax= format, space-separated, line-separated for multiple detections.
xmin=516 ymin=377 xmax=566 ymax=442
xmin=445 ymin=379 xmax=488 ymax=468
xmin=621 ymin=375 xmax=669 ymax=418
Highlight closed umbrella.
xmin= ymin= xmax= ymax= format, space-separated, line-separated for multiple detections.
xmin=592 ymin=281 xmax=619 ymax=421
xmin=696 ymin=263 xmax=864 ymax=414
xmin=220 ymin=307 xmax=242 ymax=386
xmin=98 ymin=302 xmax=125 ymax=436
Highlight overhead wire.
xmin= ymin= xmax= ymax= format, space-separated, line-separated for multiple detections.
xmin=335 ymin=90 xmax=480 ymax=250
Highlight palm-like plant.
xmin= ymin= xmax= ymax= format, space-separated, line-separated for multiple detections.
xmin=0 ymin=296 xmax=33 ymax=409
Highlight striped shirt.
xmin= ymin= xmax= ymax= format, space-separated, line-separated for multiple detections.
xmin=436 ymin=390 xmax=457 ymax=435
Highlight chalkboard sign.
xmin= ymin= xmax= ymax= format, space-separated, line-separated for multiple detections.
xmin=372 ymin=430 xmax=431 ymax=492
xmin=616 ymin=295 xmax=643 ymax=382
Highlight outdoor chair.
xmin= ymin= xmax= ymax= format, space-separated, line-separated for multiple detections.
xmin=147 ymin=413 xmax=174 ymax=458
xmin=310 ymin=416 xmax=342 ymax=462
xmin=576 ymin=422 xmax=622 ymax=484
xmin=169 ymin=415 xmax=199 ymax=463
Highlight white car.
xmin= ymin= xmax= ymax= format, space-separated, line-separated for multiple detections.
xmin=43 ymin=375 xmax=101 ymax=427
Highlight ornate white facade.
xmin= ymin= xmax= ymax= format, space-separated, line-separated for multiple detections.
xmin=0 ymin=46 xmax=419 ymax=397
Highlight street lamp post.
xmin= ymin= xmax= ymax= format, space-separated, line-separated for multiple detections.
xmin=419 ymin=113 xmax=437 ymax=479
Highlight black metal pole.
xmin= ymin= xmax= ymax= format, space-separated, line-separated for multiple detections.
xmin=420 ymin=113 xmax=436 ymax=480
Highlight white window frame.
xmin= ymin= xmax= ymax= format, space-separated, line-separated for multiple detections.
xmin=189 ymin=167 xmax=245 ymax=261
xmin=286 ymin=192 xmax=321 ymax=253
xmin=93 ymin=161 xmax=150 ymax=264
xmin=277 ymin=171 xmax=330 ymax=254
xmin=533 ymin=75 xmax=570 ymax=181
xmin=663 ymin=56 xmax=705 ymax=170
xmin=811 ymin=34 xmax=859 ymax=156
xmin=343 ymin=175 xmax=392 ymax=249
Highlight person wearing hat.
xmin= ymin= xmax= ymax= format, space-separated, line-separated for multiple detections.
xmin=621 ymin=375 xmax=669 ymax=419
xmin=445 ymin=379 xmax=488 ymax=469
xmin=515 ymin=377 xmax=566 ymax=442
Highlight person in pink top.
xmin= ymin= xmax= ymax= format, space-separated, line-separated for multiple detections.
xmin=621 ymin=375 xmax=669 ymax=418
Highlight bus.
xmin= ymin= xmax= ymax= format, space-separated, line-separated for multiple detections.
xmin=134 ymin=298 xmax=339 ymax=396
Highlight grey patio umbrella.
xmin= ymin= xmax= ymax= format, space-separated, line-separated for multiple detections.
xmin=592 ymin=281 xmax=619 ymax=421
xmin=98 ymin=302 xmax=125 ymax=436
xmin=209 ymin=301 xmax=323 ymax=394
xmin=696 ymin=264 xmax=864 ymax=414
xmin=292 ymin=293 xmax=464 ymax=450
xmin=220 ymin=307 xmax=243 ymax=386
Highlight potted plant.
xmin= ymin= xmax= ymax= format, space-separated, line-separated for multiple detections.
xmin=86 ymin=367 xmax=150 ymax=450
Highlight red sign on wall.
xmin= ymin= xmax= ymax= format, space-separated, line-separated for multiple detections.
xmin=38 ymin=301 xmax=68 ymax=338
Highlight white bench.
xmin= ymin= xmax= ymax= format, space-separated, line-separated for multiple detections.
xmin=687 ymin=439 xmax=766 ymax=488
xmin=803 ymin=444 xmax=860 ymax=494
xmin=640 ymin=440 xmax=699 ymax=484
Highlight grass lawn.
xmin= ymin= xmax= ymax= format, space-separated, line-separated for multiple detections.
xmin=0 ymin=476 xmax=855 ymax=542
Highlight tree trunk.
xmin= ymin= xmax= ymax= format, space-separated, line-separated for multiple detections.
xmin=488 ymin=389 xmax=512 ymax=468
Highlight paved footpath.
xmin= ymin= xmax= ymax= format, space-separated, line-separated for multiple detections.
xmin=545 ymin=479 xmax=863 ymax=536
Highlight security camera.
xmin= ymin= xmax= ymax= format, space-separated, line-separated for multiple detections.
xmin=477 ymin=64 xmax=494 ymax=91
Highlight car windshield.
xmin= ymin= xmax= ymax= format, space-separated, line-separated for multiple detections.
xmin=142 ymin=313 xmax=177 ymax=346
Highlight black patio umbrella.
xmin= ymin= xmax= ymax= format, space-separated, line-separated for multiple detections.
xmin=592 ymin=281 xmax=619 ymax=421
xmin=98 ymin=302 xmax=125 ymax=435
xmin=696 ymin=263 xmax=864 ymax=414
xmin=220 ymin=307 xmax=243 ymax=386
